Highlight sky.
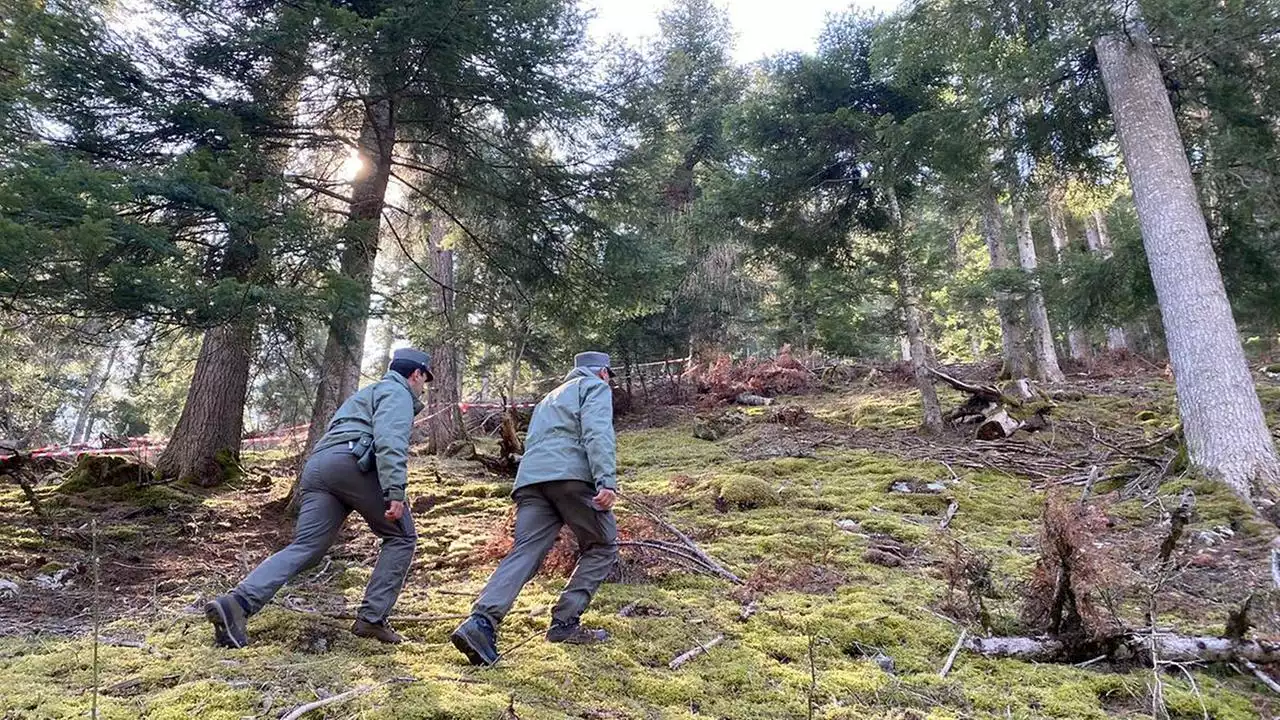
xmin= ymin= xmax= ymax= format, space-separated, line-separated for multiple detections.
xmin=585 ymin=0 xmax=904 ymax=64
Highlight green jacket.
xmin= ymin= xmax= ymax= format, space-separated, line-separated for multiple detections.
xmin=514 ymin=367 xmax=617 ymax=493
xmin=314 ymin=371 xmax=424 ymax=502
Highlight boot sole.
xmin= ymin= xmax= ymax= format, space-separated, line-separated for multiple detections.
xmin=450 ymin=629 xmax=496 ymax=666
xmin=204 ymin=600 xmax=245 ymax=649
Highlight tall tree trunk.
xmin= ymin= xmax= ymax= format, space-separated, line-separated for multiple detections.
xmin=1084 ymin=211 xmax=1131 ymax=351
xmin=886 ymin=186 xmax=942 ymax=433
xmin=158 ymin=23 xmax=309 ymax=485
xmin=982 ymin=189 xmax=1029 ymax=379
xmin=1014 ymin=202 xmax=1066 ymax=382
xmin=425 ymin=212 xmax=466 ymax=453
xmin=1096 ymin=17 xmax=1280 ymax=501
xmin=71 ymin=343 xmax=119 ymax=444
xmin=1047 ymin=195 xmax=1089 ymax=362
xmin=302 ymin=96 xmax=397 ymax=456
xmin=156 ymin=322 xmax=254 ymax=485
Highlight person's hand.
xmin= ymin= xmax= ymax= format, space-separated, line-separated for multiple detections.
xmin=592 ymin=488 xmax=617 ymax=511
xmin=385 ymin=499 xmax=405 ymax=522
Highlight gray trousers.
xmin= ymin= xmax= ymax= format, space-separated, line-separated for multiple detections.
xmin=233 ymin=446 xmax=416 ymax=623
xmin=473 ymin=480 xmax=618 ymax=627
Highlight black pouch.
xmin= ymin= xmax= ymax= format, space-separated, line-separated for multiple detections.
xmin=348 ymin=435 xmax=376 ymax=473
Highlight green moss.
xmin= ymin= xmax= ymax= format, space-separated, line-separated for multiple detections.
xmin=714 ymin=474 xmax=779 ymax=510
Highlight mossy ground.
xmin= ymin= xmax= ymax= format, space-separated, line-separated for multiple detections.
xmin=2 ymin=374 xmax=1278 ymax=719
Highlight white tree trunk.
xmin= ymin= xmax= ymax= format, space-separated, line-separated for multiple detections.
xmin=1096 ymin=18 xmax=1280 ymax=500
xmin=899 ymin=335 xmax=912 ymax=362
xmin=1084 ymin=210 xmax=1130 ymax=351
xmin=1014 ymin=202 xmax=1065 ymax=382
xmin=1047 ymin=196 xmax=1089 ymax=361
xmin=982 ymin=189 xmax=1029 ymax=379
xmin=71 ymin=343 xmax=119 ymax=444
xmin=885 ymin=186 xmax=942 ymax=434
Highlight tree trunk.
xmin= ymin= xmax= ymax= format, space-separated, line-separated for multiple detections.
xmin=71 ymin=343 xmax=119 ymax=444
xmin=1047 ymin=196 xmax=1089 ymax=362
xmin=425 ymin=212 xmax=466 ymax=453
xmin=155 ymin=322 xmax=254 ymax=485
xmin=1014 ymin=202 xmax=1066 ymax=382
xmin=302 ymin=97 xmax=397 ymax=456
xmin=1083 ymin=210 xmax=1130 ymax=352
xmin=886 ymin=186 xmax=942 ymax=433
xmin=1096 ymin=18 xmax=1280 ymax=501
xmin=981 ymin=189 xmax=1029 ymax=379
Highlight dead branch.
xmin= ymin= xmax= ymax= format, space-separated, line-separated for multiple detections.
xmin=1239 ymin=658 xmax=1280 ymax=696
xmin=326 ymin=613 xmax=468 ymax=624
xmin=669 ymin=634 xmax=724 ymax=670
xmin=939 ymin=627 xmax=968 ymax=678
xmin=925 ymin=366 xmax=1008 ymax=404
xmin=622 ymin=494 xmax=744 ymax=584
xmin=281 ymin=678 xmax=415 ymax=720
xmin=1158 ymin=489 xmax=1195 ymax=566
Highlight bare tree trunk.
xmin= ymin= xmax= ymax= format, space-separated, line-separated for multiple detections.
xmin=1083 ymin=210 xmax=1130 ymax=352
xmin=982 ymin=189 xmax=1029 ymax=379
xmin=1014 ymin=202 xmax=1066 ymax=382
xmin=303 ymin=97 xmax=397 ymax=456
xmin=1047 ymin=195 xmax=1089 ymax=362
xmin=1096 ymin=17 xmax=1280 ymax=501
xmin=72 ymin=344 xmax=119 ymax=444
xmin=156 ymin=323 xmax=254 ymax=485
xmin=507 ymin=321 xmax=527 ymax=400
xmin=425 ymin=212 xmax=466 ymax=453
xmin=886 ymin=186 xmax=942 ymax=433
xmin=899 ymin=335 xmax=912 ymax=361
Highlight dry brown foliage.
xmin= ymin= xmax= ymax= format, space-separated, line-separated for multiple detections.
xmin=473 ymin=511 xmax=666 ymax=580
xmin=684 ymin=345 xmax=812 ymax=405
xmin=1021 ymin=491 xmax=1128 ymax=645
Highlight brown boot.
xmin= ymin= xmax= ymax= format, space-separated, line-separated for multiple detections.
xmin=351 ymin=618 xmax=404 ymax=644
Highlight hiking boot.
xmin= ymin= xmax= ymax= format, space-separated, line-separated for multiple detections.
xmin=204 ymin=595 xmax=249 ymax=649
xmin=450 ymin=615 xmax=499 ymax=666
xmin=351 ymin=618 xmax=404 ymax=644
xmin=546 ymin=621 xmax=609 ymax=645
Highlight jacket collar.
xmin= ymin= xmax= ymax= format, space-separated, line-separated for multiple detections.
xmin=564 ymin=366 xmax=603 ymax=382
xmin=382 ymin=370 xmax=425 ymax=415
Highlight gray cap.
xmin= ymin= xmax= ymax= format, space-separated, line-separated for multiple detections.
xmin=392 ymin=347 xmax=433 ymax=382
xmin=574 ymin=351 xmax=614 ymax=377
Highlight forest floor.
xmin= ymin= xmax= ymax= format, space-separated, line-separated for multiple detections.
xmin=4 ymin=362 xmax=1280 ymax=719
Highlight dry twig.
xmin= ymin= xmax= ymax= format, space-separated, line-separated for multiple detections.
xmin=939 ymin=628 xmax=968 ymax=678
xmin=670 ymin=634 xmax=724 ymax=670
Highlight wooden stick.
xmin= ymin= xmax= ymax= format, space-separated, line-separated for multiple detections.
xmin=670 ymin=634 xmax=724 ymax=670
xmin=1240 ymin=658 xmax=1280 ymax=696
xmin=326 ymin=613 xmax=468 ymax=624
xmin=282 ymin=685 xmax=376 ymax=720
xmin=939 ymin=628 xmax=967 ymax=678
xmin=622 ymin=495 xmax=744 ymax=585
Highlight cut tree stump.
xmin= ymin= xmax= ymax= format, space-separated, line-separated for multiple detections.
xmin=975 ymin=410 xmax=1022 ymax=440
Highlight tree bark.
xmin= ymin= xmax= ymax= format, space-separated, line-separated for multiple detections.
xmin=155 ymin=322 xmax=254 ymax=485
xmin=1096 ymin=18 xmax=1280 ymax=500
xmin=303 ymin=96 xmax=397 ymax=456
xmin=1014 ymin=202 xmax=1066 ymax=382
xmin=1047 ymin=195 xmax=1089 ymax=362
xmin=71 ymin=343 xmax=119 ymax=444
xmin=425 ymin=212 xmax=466 ymax=453
xmin=1083 ymin=210 xmax=1130 ymax=352
xmin=981 ymin=189 xmax=1029 ymax=379
xmin=887 ymin=186 xmax=942 ymax=433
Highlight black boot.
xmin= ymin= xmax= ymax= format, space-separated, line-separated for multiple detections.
xmin=204 ymin=595 xmax=249 ymax=648
xmin=351 ymin=618 xmax=404 ymax=644
xmin=451 ymin=615 xmax=499 ymax=666
xmin=546 ymin=620 xmax=609 ymax=645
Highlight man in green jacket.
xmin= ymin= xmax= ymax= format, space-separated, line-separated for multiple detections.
xmin=204 ymin=348 xmax=431 ymax=647
xmin=451 ymin=351 xmax=619 ymax=666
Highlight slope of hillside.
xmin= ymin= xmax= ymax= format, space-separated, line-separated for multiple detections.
xmin=2 ymin=374 xmax=1279 ymax=719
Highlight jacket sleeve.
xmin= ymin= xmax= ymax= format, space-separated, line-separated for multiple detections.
xmin=371 ymin=382 xmax=413 ymax=502
xmin=579 ymin=379 xmax=617 ymax=492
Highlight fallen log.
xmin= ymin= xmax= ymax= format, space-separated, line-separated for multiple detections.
xmin=734 ymin=392 xmax=773 ymax=407
xmin=964 ymin=634 xmax=1280 ymax=664
xmin=975 ymin=410 xmax=1022 ymax=440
